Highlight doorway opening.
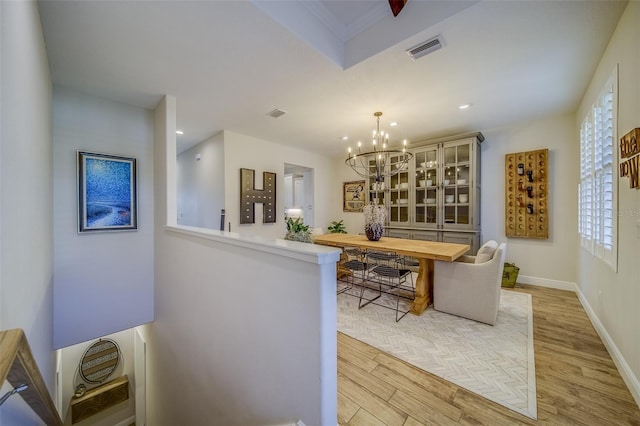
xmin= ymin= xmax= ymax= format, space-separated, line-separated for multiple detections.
xmin=284 ymin=164 xmax=314 ymax=228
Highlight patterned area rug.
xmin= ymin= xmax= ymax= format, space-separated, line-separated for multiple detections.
xmin=337 ymin=280 xmax=537 ymax=420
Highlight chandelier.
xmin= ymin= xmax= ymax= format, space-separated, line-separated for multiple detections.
xmin=345 ymin=112 xmax=413 ymax=182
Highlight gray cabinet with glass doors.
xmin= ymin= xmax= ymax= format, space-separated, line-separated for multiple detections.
xmin=366 ymin=133 xmax=483 ymax=253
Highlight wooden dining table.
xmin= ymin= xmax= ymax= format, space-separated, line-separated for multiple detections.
xmin=313 ymin=233 xmax=470 ymax=315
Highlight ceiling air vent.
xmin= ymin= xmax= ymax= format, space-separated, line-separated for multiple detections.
xmin=407 ymin=35 xmax=445 ymax=61
xmin=267 ymin=108 xmax=287 ymax=118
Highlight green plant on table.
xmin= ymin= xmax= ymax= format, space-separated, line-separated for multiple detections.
xmin=285 ymin=217 xmax=311 ymax=243
xmin=328 ymin=220 xmax=347 ymax=234
xmin=286 ymin=217 xmax=309 ymax=233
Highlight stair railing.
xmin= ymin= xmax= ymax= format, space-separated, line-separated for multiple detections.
xmin=0 ymin=328 xmax=63 ymax=425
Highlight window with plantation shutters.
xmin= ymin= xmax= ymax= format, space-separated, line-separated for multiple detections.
xmin=578 ymin=70 xmax=617 ymax=271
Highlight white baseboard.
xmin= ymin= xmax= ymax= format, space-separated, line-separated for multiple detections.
xmin=114 ymin=415 xmax=136 ymax=426
xmin=522 ymin=276 xmax=640 ymax=409
xmin=575 ymin=289 xmax=640 ymax=409
xmin=517 ymin=275 xmax=577 ymax=292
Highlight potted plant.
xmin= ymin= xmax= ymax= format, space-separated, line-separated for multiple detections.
xmin=285 ymin=217 xmax=312 ymax=243
xmin=363 ymin=203 xmax=386 ymax=241
xmin=328 ymin=220 xmax=347 ymax=234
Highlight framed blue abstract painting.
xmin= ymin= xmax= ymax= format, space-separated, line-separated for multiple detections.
xmin=77 ymin=151 xmax=137 ymax=233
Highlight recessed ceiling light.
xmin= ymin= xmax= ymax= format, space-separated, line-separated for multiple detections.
xmin=176 ymin=130 xmax=184 ymax=135
xmin=390 ymin=122 xmax=398 ymax=127
xmin=458 ymin=104 xmax=471 ymax=110
xmin=342 ymin=136 xmax=349 ymax=141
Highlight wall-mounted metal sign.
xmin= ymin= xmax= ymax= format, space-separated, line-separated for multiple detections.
xmin=240 ymin=168 xmax=276 ymax=224
xmin=619 ymin=128 xmax=639 ymax=189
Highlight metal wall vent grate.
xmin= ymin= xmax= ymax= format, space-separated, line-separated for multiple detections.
xmin=407 ymin=35 xmax=445 ymax=61
xmin=267 ymin=108 xmax=287 ymax=118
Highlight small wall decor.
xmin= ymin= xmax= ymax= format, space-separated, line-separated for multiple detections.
xmin=505 ymin=149 xmax=548 ymax=239
xmin=343 ymin=180 xmax=365 ymax=212
xmin=71 ymin=338 xmax=126 ymax=423
xmin=240 ymin=168 xmax=276 ymax=224
xmin=619 ymin=128 xmax=640 ymax=189
xmin=78 ymin=338 xmax=121 ymax=384
xmin=77 ymin=151 xmax=137 ymax=233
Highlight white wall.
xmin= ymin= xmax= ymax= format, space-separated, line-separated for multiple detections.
xmin=575 ymin=1 xmax=640 ymax=404
xmin=150 ymin=227 xmax=339 ymax=426
xmin=0 ymin=1 xmax=55 ymax=424
xmin=52 ymin=87 xmax=155 ymax=349
xmin=482 ymin=114 xmax=579 ymax=286
xmin=58 ymin=329 xmax=135 ymax=426
xmin=330 ymin=158 xmax=368 ymax=235
xmin=177 ymin=132 xmax=225 ymax=229
xmin=147 ymin=99 xmax=339 ymax=425
xmin=223 ymin=131 xmax=335 ymax=238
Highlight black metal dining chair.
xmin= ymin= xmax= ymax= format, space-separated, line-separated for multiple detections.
xmin=360 ymin=250 xmax=415 ymax=322
xmin=338 ymin=247 xmax=368 ymax=295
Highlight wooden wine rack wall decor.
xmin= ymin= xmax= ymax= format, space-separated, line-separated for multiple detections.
xmin=505 ymin=149 xmax=549 ymax=239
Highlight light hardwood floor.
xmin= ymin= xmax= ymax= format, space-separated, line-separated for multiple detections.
xmin=337 ymin=284 xmax=640 ymax=425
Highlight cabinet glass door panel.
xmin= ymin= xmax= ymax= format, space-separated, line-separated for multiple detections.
xmin=366 ymin=158 xmax=386 ymax=205
xmin=415 ymin=187 xmax=437 ymax=226
xmin=456 ymin=164 xmax=470 ymax=185
xmin=444 ymin=205 xmax=456 ymax=225
xmin=389 ymin=153 xmax=410 ymax=226
xmin=426 ymin=205 xmax=437 ymax=224
xmin=457 ymin=205 xmax=470 ymax=225
xmin=444 ymin=166 xmax=455 ymax=186
xmin=389 ymin=154 xmax=410 ymax=220
xmin=389 ymin=174 xmax=402 ymax=190
xmin=457 ymin=144 xmax=470 ymax=163
xmin=444 ymin=146 xmax=457 ymax=165
xmin=414 ymin=147 xmax=438 ymax=188
xmin=367 ymin=158 xmax=380 ymax=180
xmin=445 ymin=143 xmax=471 ymax=188
xmin=444 ymin=187 xmax=456 ymax=206
xmin=390 ymin=154 xmax=409 ymax=184
xmin=415 ymin=186 xmax=426 ymax=225
xmin=443 ymin=185 xmax=470 ymax=226
xmin=457 ymin=186 xmax=470 ymax=205
xmin=390 ymin=189 xmax=409 ymax=205
xmin=369 ymin=191 xmax=384 ymax=205
xmin=445 ymin=143 xmax=470 ymax=165
xmin=414 ymin=205 xmax=437 ymax=224
xmin=390 ymin=206 xmax=409 ymax=223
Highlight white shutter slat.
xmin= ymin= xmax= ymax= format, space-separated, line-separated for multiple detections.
xmin=579 ymin=73 xmax=617 ymax=267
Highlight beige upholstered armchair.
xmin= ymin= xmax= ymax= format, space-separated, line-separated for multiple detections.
xmin=433 ymin=241 xmax=507 ymax=325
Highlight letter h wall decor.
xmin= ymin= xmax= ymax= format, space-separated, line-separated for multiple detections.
xmin=240 ymin=168 xmax=276 ymax=224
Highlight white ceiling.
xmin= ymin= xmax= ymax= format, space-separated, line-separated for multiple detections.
xmin=38 ymin=0 xmax=627 ymax=155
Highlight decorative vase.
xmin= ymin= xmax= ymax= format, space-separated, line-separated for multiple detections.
xmin=365 ymin=223 xmax=384 ymax=241
xmin=363 ymin=203 xmax=387 ymax=241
